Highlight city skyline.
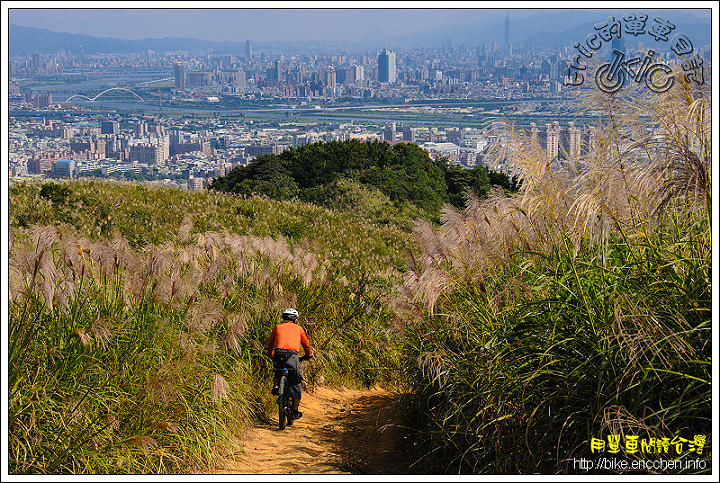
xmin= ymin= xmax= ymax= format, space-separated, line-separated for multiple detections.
xmin=5 ymin=2 xmax=717 ymax=187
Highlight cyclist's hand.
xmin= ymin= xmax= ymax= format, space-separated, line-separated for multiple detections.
xmin=300 ymin=354 xmax=314 ymax=361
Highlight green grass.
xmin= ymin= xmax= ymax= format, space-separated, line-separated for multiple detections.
xmin=8 ymin=179 xmax=415 ymax=474
xmin=8 ymin=69 xmax=711 ymax=475
xmin=403 ymin=212 xmax=711 ymax=473
xmin=398 ymin=74 xmax=712 ymax=474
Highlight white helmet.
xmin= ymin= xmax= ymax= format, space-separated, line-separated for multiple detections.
xmin=282 ymin=308 xmax=299 ymax=321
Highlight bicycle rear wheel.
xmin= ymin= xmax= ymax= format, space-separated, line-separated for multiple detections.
xmin=287 ymin=400 xmax=294 ymax=426
xmin=278 ymin=375 xmax=287 ymax=430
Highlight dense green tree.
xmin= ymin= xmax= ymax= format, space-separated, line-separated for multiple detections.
xmin=209 ymin=153 xmax=298 ymax=199
xmin=488 ymin=168 xmax=520 ymax=191
xmin=39 ymin=182 xmax=71 ymax=204
xmin=209 ymin=139 xmax=515 ymax=218
xmin=441 ymin=162 xmax=492 ymax=208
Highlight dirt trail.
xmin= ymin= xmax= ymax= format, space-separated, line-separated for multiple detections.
xmin=215 ymin=385 xmax=414 ymax=474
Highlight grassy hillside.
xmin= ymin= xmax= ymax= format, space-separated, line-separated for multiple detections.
xmin=8 ymin=70 xmax=711 ymax=476
xmin=8 ymin=179 xmax=416 ymax=473
xmin=400 ymin=76 xmax=712 ymax=473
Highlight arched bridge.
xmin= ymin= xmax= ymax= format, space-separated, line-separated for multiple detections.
xmin=65 ymin=87 xmax=145 ymax=103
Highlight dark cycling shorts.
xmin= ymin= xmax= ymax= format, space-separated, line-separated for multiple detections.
xmin=273 ymin=349 xmax=303 ymax=400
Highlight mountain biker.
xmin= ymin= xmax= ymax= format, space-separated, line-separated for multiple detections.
xmin=266 ymin=308 xmax=312 ymax=420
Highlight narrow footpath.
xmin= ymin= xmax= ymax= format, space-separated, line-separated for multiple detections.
xmin=214 ymin=386 xmax=415 ymax=474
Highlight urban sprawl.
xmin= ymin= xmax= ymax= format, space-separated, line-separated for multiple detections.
xmin=9 ymin=24 xmax=708 ymax=190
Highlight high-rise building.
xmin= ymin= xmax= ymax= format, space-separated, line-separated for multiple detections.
xmin=383 ymin=122 xmax=396 ymax=142
xmin=447 ymin=128 xmax=461 ymax=145
xmin=377 ymin=49 xmax=396 ymax=83
xmin=235 ymin=70 xmax=247 ymax=88
xmin=101 ymin=120 xmax=119 ymax=135
xmin=34 ymin=93 xmax=52 ymax=109
xmin=567 ymin=122 xmax=582 ymax=161
xmin=585 ymin=126 xmax=597 ymax=155
xmin=355 ymin=65 xmax=365 ymax=81
xmin=611 ymin=37 xmax=626 ymax=59
xmin=546 ymin=121 xmax=561 ymax=160
xmin=403 ymin=127 xmax=415 ymax=143
xmin=135 ymin=120 xmax=146 ymax=138
xmin=173 ymin=62 xmax=186 ymax=89
xmin=245 ymin=39 xmax=253 ymax=62
xmin=52 ymin=159 xmax=75 ymax=178
xmin=324 ymin=68 xmax=336 ymax=89
xmin=338 ymin=67 xmax=355 ymax=83
xmin=28 ymin=158 xmax=53 ymax=175
xmin=129 ymin=142 xmax=168 ymax=164
xmin=188 ymin=177 xmax=206 ymax=190
xmin=549 ymin=57 xmax=559 ymax=82
xmin=529 ymin=123 xmax=540 ymax=144
xmin=504 ymin=13 xmax=510 ymax=50
xmin=610 ymin=37 xmax=627 ymax=87
xmin=186 ymin=72 xmax=212 ymax=87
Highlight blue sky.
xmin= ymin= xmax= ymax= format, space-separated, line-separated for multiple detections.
xmin=7 ymin=3 xmax=712 ymax=43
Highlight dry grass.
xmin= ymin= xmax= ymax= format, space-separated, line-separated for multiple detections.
xmin=8 ymin=177 xmax=413 ymax=474
xmin=211 ymin=375 xmax=230 ymax=403
xmin=155 ymin=420 xmax=179 ymax=434
xmin=406 ymin=65 xmax=711 ymax=320
xmin=9 ymin=222 xmax=327 ymax=321
xmin=186 ymin=298 xmax=225 ymax=334
xmin=221 ymin=313 xmax=249 ymax=354
xmin=126 ymin=436 xmax=159 ymax=456
xmin=402 ymin=64 xmax=711 ymax=474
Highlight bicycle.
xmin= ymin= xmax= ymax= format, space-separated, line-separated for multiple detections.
xmin=595 ymin=49 xmax=674 ymax=94
xmin=273 ymin=354 xmax=312 ymax=430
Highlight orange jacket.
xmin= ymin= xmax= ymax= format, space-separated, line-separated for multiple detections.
xmin=266 ymin=322 xmax=312 ymax=357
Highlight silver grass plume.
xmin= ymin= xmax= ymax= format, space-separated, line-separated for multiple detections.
xmin=88 ymin=316 xmax=116 ymax=349
xmin=154 ymin=420 xmax=179 ymax=433
xmin=413 ymin=266 xmax=453 ymax=316
xmin=222 ymin=313 xmax=249 ymax=353
xmin=211 ymin=374 xmax=230 ymax=402
xmin=147 ymin=373 xmax=179 ymax=404
xmin=126 ymin=436 xmax=158 ymax=456
xmin=28 ymin=225 xmax=60 ymax=307
xmin=71 ymin=328 xmax=92 ymax=347
xmin=417 ymin=351 xmax=447 ymax=387
xmin=178 ymin=216 xmax=194 ymax=242
xmin=186 ymin=297 xmax=225 ymax=334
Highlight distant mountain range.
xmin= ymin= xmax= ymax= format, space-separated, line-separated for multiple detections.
xmin=9 ymin=25 xmax=249 ymax=56
xmin=9 ymin=9 xmax=711 ymax=56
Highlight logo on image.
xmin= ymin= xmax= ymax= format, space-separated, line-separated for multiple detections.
xmin=564 ymin=14 xmax=705 ymax=93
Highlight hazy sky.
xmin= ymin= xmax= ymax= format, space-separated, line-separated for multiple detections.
xmin=7 ymin=3 xmax=513 ymax=42
xmin=6 ymin=2 xmax=714 ymax=43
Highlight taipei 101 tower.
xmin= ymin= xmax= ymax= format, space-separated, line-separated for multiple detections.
xmin=245 ymin=39 xmax=253 ymax=62
xmin=504 ymin=13 xmax=510 ymax=52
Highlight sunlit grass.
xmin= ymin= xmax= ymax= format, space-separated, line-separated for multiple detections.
xmin=9 ymin=64 xmax=710 ymax=475
xmin=8 ymin=180 xmax=414 ymax=474
xmin=401 ymin=68 xmax=712 ymax=474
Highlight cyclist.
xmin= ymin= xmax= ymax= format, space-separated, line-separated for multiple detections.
xmin=266 ymin=308 xmax=312 ymax=420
